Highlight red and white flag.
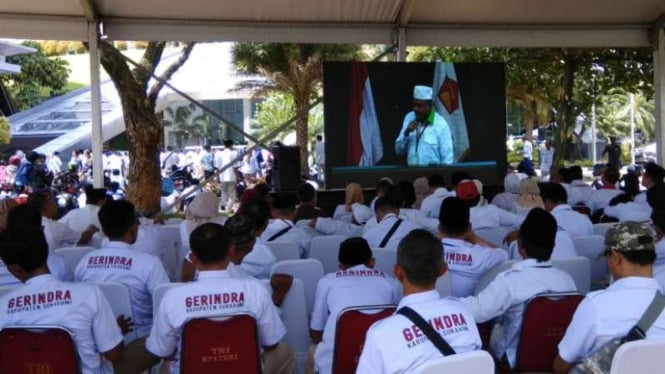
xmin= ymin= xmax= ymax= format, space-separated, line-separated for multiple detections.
xmin=347 ymin=62 xmax=383 ymax=166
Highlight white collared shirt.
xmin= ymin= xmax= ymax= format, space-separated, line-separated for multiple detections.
xmin=60 ymin=205 xmax=101 ymax=233
xmin=0 ymin=253 xmax=72 ymax=286
xmin=461 ymin=259 xmax=576 ymax=367
xmin=558 ymin=277 xmax=665 ymax=363
xmin=443 ymin=238 xmax=508 ymax=297
xmin=491 ymin=192 xmax=519 ymax=213
xmin=587 ymin=188 xmax=622 ymax=213
xmin=260 ymin=219 xmax=312 ymax=258
xmin=567 ymin=180 xmax=594 ymax=205
xmin=42 ymin=216 xmax=81 ymax=251
xmin=356 ymin=290 xmax=482 ymax=374
xmin=604 ymin=201 xmax=652 ymax=222
xmin=332 ymin=205 xmax=354 ymax=223
xmin=146 ymin=270 xmax=286 ymax=374
xmin=0 ymin=274 xmax=123 ymax=374
xmin=74 ymin=240 xmax=170 ymax=337
xmin=214 ymin=148 xmax=239 ymax=183
xmin=506 ymin=230 xmax=578 ymax=261
xmin=420 ymin=188 xmax=455 ymax=219
xmin=362 ymin=213 xmax=422 ymax=251
xmin=470 ymin=204 xmax=524 ymax=230
xmin=239 ymin=241 xmax=276 ymax=279
xmin=314 ymin=217 xmax=364 ymax=238
xmin=311 ymin=264 xmax=399 ymax=374
xmin=550 ymin=205 xmax=593 ymax=237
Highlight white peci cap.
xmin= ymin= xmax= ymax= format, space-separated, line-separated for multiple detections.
xmin=413 ymin=85 xmax=433 ymax=101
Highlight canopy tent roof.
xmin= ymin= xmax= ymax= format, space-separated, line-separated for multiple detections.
xmin=0 ymin=0 xmax=663 ymax=47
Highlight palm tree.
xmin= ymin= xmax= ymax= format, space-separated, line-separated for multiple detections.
xmin=597 ymin=89 xmax=655 ymax=141
xmin=162 ymin=103 xmax=210 ymax=146
xmin=232 ymin=43 xmax=361 ymax=174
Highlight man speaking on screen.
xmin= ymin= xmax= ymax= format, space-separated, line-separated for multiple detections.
xmin=395 ymin=85 xmax=454 ymax=166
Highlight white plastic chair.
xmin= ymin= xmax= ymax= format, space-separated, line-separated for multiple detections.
xmin=435 ymin=272 xmax=452 ymax=298
xmin=552 ymin=256 xmax=591 ymax=295
xmin=371 ymin=248 xmax=396 ymax=275
xmin=266 ymin=241 xmax=300 ymax=262
xmin=295 ymin=219 xmax=311 ymax=228
xmin=94 ymin=282 xmax=138 ymax=344
xmin=134 ymin=225 xmax=181 ymax=281
xmin=271 ymin=259 xmax=324 ymax=317
xmin=415 ymin=350 xmax=495 ymax=374
xmin=310 ymin=236 xmax=347 ymax=274
xmin=262 ymin=278 xmax=309 ymax=374
xmin=54 ymin=246 xmax=97 ymax=273
xmin=610 ymin=339 xmax=665 ymax=374
xmin=573 ymin=235 xmax=608 ymax=286
xmin=152 ymin=282 xmax=182 ymax=314
xmin=474 ymin=261 xmax=515 ymax=295
xmin=475 ymin=227 xmax=510 ymax=248
xmin=593 ymin=222 xmax=617 ymax=237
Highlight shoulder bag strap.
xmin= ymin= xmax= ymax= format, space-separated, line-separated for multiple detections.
xmin=625 ymin=292 xmax=665 ymax=342
xmin=379 ymin=218 xmax=403 ymax=248
xmin=397 ymin=306 xmax=456 ymax=356
xmin=266 ymin=225 xmax=293 ymax=242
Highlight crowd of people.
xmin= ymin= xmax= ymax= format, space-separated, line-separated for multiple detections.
xmin=0 ymin=156 xmax=664 ymax=373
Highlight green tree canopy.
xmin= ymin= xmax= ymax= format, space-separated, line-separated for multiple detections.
xmin=0 ymin=41 xmax=70 ymax=112
xmin=232 ymin=43 xmax=362 ymax=172
xmin=0 ymin=117 xmax=11 ymax=145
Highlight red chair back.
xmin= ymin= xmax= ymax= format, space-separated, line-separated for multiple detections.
xmin=181 ymin=315 xmax=261 ymax=374
xmin=0 ymin=327 xmax=79 ymax=374
xmin=332 ymin=305 xmax=396 ymax=374
xmin=515 ymin=293 xmax=583 ymax=373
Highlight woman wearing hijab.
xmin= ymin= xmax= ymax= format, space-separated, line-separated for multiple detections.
xmin=332 ymin=182 xmax=364 ymax=223
xmin=514 ymin=177 xmax=545 ymax=215
xmin=491 ymin=172 xmax=527 ymax=212
xmin=178 ymin=190 xmax=225 ymax=248
xmin=412 ymin=176 xmax=430 ymax=210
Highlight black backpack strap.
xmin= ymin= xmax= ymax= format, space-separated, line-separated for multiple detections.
xmin=397 ymin=306 xmax=456 ymax=356
xmin=266 ymin=225 xmax=293 ymax=242
xmin=379 ymin=218 xmax=403 ymax=248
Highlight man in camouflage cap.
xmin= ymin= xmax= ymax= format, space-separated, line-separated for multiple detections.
xmin=554 ymin=221 xmax=665 ymax=374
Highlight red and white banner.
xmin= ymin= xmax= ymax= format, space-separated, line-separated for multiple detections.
xmin=347 ymin=63 xmax=383 ymax=166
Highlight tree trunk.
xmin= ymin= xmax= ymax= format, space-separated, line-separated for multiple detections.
xmin=552 ymin=50 xmax=577 ymax=175
xmin=295 ymin=98 xmax=309 ymax=177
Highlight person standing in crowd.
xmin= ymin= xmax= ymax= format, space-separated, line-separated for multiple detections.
xmin=199 ymin=145 xmax=215 ymax=180
xmin=216 ymin=140 xmax=240 ymax=213
xmin=395 ymin=85 xmax=454 ymax=166
xmin=307 ymin=238 xmax=399 ymax=374
xmin=315 ymin=134 xmax=325 ymax=180
xmin=356 ymin=230 xmax=481 ymax=373
xmin=520 ymin=135 xmax=536 ymax=177
xmin=462 ymin=208 xmax=576 ymax=368
xmin=47 ymin=151 xmax=62 ymax=174
xmin=540 ymin=140 xmax=554 ymax=180
xmin=554 ymin=222 xmax=665 ymax=373
xmin=160 ymin=145 xmax=179 ymax=176
xmin=602 ymin=135 xmax=622 ymax=170
xmin=0 ymin=226 xmax=126 ymax=373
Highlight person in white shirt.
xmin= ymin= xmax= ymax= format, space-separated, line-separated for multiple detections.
xmin=121 ymin=222 xmax=296 ymax=374
xmin=363 ymin=195 xmax=421 ymax=251
xmin=307 ymin=238 xmax=400 ymax=374
xmin=314 ymin=135 xmax=325 ymax=179
xmin=333 ymin=182 xmax=365 ymax=223
xmin=554 ymin=222 xmax=665 ymax=373
xmin=0 ymin=204 xmax=73 ymax=285
xmin=456 ymin=180 xmax=524 ymax=230
xmin=439 ymin=197 xmax=508 ymax=297
xmin=160 ymin=146 xmax=179 ymax=176
xmin=27 ymin=191 xmax=97 ymax=250
xmin=588 ymin=166 xmax=622 ymax=214
xmin=0 ymin=225 xmax=126 ymax=374
xmin=47 ymin=151 xmax=62 ymax=174
xmin=75 ymin=200 xmax=170 ymax=338
xmin=491 ymin=173 xmax=527 ymax=213
xmin=462 ymin=208 xmax=577 ymax=368
xmin=311 ymin=203 xmax=371 ymax=238
xmin=539 ymin=140 xmax=554 ymax=180
xmin=356 ymin=230 xmax=482 ymax=373
xmin=260 ymin=194 xmax=312 ymax=258
xmin=540 ymin=182 xmax=593 ymax=237
xmin=520 ymin=136 xmax=535 ymax=177
xmin=419 ymin=174 xmax=455 ymax=219
xmin=565 ymin=166 xmax=594 ymax=206
xmin=59 ymin=186 xmax=107 ymax=233
xmin=369 ymin=178 xmax=393 ymax=216
xmin=215 ymin=140 xmax=240 ymax=213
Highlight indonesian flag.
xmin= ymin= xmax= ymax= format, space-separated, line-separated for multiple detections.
xmin=347 ymin=62 xmax=383 ymax=166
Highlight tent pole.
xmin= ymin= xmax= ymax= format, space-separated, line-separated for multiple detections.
xmin=88 ymin=21 xmax=104 ymax=187
xmin=397 ymin=28 xmax=407 ymax=62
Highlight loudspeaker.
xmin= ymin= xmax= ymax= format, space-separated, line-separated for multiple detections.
xmin=272 ymin=146 xmax=300 ymax=191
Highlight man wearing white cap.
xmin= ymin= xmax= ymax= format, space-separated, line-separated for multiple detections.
xmin=395 ymin=85 xmax=454 ymax=166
